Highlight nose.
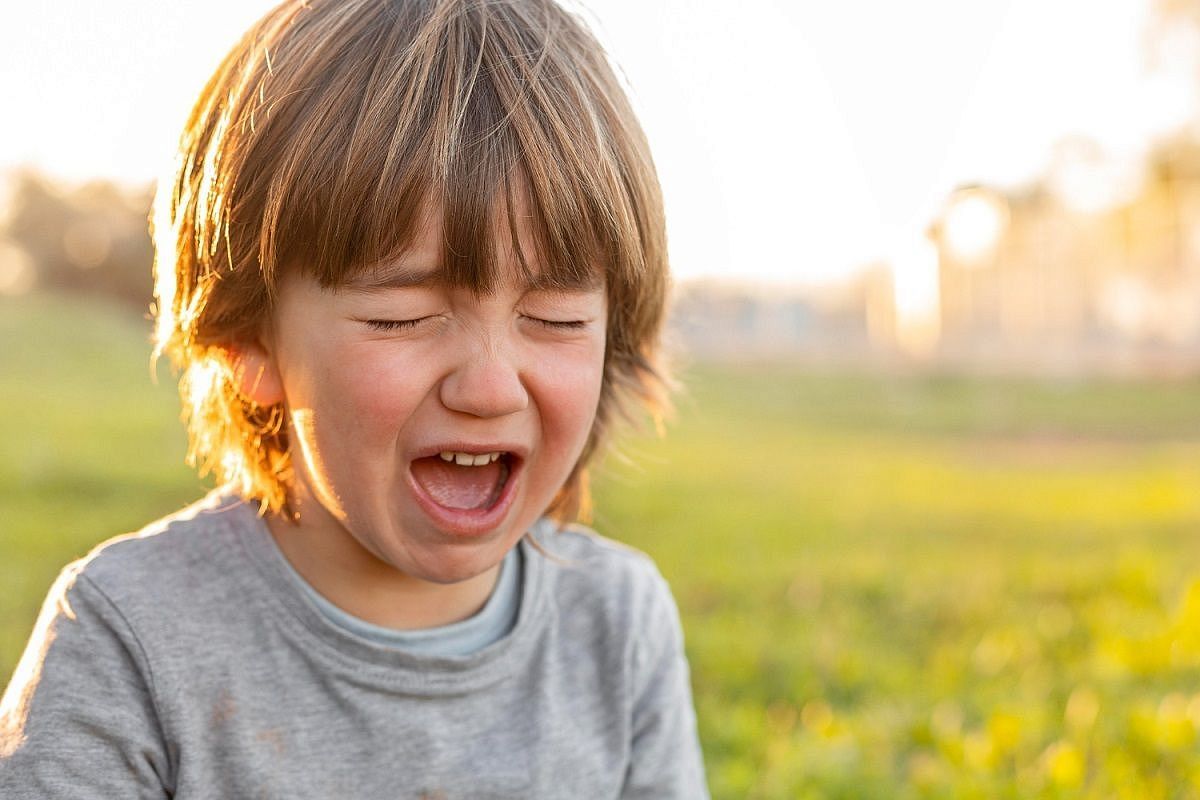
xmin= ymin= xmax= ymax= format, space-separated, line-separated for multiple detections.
xmin=439 ymin=345 xmax=529 ymax=419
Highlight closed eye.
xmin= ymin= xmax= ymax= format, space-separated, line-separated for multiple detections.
xmin=360 ymin=317 xmax=430 ymax=332
xmin=523 ymin=316 xmax=589 ymax=330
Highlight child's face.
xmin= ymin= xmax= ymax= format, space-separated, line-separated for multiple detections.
xmin=253 ymin=209 xmax=607 ymax=584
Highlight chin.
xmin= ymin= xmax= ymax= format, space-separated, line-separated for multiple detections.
xmin=409 ymin=551 xmax=506 ymax=585
xmin=379 ymin=523 xmax=515 ymax=585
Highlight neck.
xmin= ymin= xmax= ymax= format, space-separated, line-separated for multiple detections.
xmin=264 ymin=503 xmax=501 ymax=630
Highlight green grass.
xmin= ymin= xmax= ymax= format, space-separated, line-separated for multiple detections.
xmin=6 ymin=293 xmax=1200 ymax=797
xmin=593 ymin=365 xmax=1200 ymax=799
xmin=0 ymin=293 xmax=205 ymax=666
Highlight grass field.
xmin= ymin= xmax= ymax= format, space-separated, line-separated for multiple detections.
xmin=6 ymin=292 xmax=1200 ymax=797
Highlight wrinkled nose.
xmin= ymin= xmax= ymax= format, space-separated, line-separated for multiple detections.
xmin=439 ymin=347 xmax=529 ymax=419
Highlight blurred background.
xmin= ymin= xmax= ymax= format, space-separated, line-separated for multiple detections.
xmin=6 ymin=0 xmax=1200 ymax=796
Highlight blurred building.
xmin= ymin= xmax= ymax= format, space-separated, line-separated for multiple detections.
xmin=668 ymin=280 xmax=875 ymax=364
xmin=671 ymin=135 xmax=1200 ymax=376
xmin=926 ymin=136 xmax=1200 ymax=375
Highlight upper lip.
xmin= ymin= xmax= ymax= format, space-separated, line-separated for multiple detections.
xmin=410 ymin=442 xmax=529 ymax=460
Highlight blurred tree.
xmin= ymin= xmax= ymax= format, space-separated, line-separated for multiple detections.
xmin=2 ymin=170 xmax=154 ymax=311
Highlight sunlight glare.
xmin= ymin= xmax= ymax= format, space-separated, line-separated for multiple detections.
xmin=890 ymin=236 xmax=941 ymax=357
xmin=941 ymin=188 xmax=1009 ymax=264
xmin=183 ymin=357 xmax=227 ymax=421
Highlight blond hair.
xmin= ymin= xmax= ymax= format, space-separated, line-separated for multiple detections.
xmin=153 ymin=0 xmax=670 ymax=521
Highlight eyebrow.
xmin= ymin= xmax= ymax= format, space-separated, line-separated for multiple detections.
xmin=340 ymin=264 xmax=442 ymax=294
xmin=339 ymin=263 xmax=604 ymax=294
xmin=524 ymin=269 xmax=605 ymax=293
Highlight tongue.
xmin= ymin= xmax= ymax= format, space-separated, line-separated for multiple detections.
xmin=411 ymin=457 xmax=503 ymax=510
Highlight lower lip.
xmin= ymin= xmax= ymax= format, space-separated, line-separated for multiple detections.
xmin=406 ymin=457 xmax=522 ymax=537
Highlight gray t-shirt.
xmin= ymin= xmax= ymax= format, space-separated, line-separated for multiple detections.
xmin=0 ymin=491 xmax=708 ymax=799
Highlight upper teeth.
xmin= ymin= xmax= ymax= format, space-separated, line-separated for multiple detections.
xmin=439 ymin=451 xmax=503 ymax=466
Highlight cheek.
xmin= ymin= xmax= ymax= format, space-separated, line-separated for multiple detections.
xmin=300 ymin=343 xmax=434 ymax=439
xmin=352 ymin=361 xmax=420 ymax=427
xmin=534 ymin=345 xmax=606 ymax=442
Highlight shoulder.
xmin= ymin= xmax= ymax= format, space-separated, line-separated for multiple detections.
xmin=529 ymin=521 xmax=680 ymax=642
xmin=535 ymin=520 xmax=668 ymax=589
xmin=65 ymin=490 xmax=261 ymax=621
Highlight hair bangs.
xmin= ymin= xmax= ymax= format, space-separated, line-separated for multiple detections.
xmin=259 ymin=0 xmax=632 ymax=296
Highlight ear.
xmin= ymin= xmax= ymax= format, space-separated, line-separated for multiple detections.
xmin=228 ymin=342 xmax=284 ymax=407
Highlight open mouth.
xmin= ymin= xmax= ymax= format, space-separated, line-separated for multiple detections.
xmin=409 ymin=450 xmax=515 ymax=512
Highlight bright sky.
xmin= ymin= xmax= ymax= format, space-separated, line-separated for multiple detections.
xmin=1 ymin=0 xmax=1194 ymax=286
